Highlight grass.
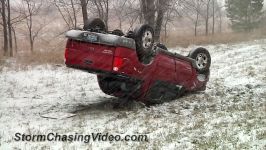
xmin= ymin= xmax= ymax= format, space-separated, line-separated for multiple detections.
xmin=0 ymin=38 xmax=66 ymax=67
xmin=257 ymin=130 xmax=266 ymax=140
xmin=0 ymin=52 xmax=5 ymax=72
xmin=164 ymin=27 xmax=266 ymax=47
xmin=17 ymin=50 xmax=64 ymax=65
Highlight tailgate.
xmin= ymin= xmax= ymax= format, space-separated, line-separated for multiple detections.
xmin=65 ymin=39 xmax=115 ymax=72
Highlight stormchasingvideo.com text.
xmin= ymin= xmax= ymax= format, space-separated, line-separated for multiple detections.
xmin=14 ymin=132 xmax=148 ymax=143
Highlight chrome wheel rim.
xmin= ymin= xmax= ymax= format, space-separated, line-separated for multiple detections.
xmin=196 ymin=53 xmax=208 ymax=69
xmin=142 ymin=30 xmax=153 ymax=49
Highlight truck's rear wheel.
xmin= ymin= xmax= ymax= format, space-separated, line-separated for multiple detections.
xmin=111 ymin=29 xmax=124 ymax=36
xmin=83 ymin=18 xmax=106 ymax=32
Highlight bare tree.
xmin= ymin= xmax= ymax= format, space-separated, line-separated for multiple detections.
xmin=9 ymin=1 xmax=32 ymax=53
xmin=162 ymin=0 xmax=180 ymax=41
xmin=11 ymin=26 xmax=17 ymax=53
xmin=205 ymin=0 xmax=211 ymax=35
xmin=154 ymin=0 xmax=166 ymax=41
xmin=112 ymin=0 xmax=130 ymax=29
xmin=140 ymin=0 xmax=156 ymax=27
xmin=181 ymin=0 xmax=223 ymax=36
xmin=91 ymin=0 xmax=109 ymax=30
xmin=80 ymin=0 xmax=88 ymax=24
xmin=1 ymin=0 xmax=31 ymax=55
xmin=53 ymin=0 xmax=80 ymax=29
xmin=218 ymin=5 xmax=223 ymax=33
xmin=193 ymin=0 xmax=201 ymax=36
xmin=140 ymin=0 xmax=170 ymax=41
xmin=118 ymin=0 xmax=141 ymax=30
xmin=212 ymin=0 xmax=215 ymax=35
xmin=70 ymin=0 xmax=77 ymax=28
xmin=7 ymin=0 xmax=12 ymax=56
xmin=21 ymin=0 xmax=44 ymax=52
xmin=180 ymin=0 xmax=204 ymax=36
xmin=1 ymin=0 xmax=8 ymax=56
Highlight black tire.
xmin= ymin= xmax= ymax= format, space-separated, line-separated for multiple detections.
xmin=125 ymin=31 xmax=134 ymax=38
xmin=155 ymin=43 xmax=168 ymax=51
xmin=189 ymin=47 xmax=211 ymax=73
xmin=97 ymin=75 xmax=142 ymax=99
xmin=97 ymin=75 xmax=120 ymax=95
xmin=83 ymin=18 xmax=106 ymax=32
xmin=111 ymin=29 xmax=124 ymax=36
xmin=133 ymin=24 xmax=154 ymax=61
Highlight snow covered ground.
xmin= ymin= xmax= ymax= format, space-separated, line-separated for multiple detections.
xmin=0 ymin=39 xmax=265 ymax=149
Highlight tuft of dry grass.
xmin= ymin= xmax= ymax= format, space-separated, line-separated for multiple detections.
xmin=16 ymin=50 xmax=65 ymax=66
xmin=164 ymin=27 xmax=266 ymax=48
xmin=0 ymin=37 xmax=66 ymax=68
xmin=0 ymin=52 xmax=5 ymax=67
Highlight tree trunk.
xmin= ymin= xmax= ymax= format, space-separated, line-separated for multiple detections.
xmin=1 ymin=0 xmax=8 ymax=56
xmin=30 ymin=39 xmax=34 ymax=53
xmin=93 ymin=0 xmax=109 ymax=30
xmin=141 ymin=0 xmax=167 ymax=41
xmin=212 ymin=0 xmax=215 ymax=35
xmin=194 ymin=0 xmax=200 ymax=36
xmin=11 ymin=26 xmax=18 ymax=53
xmin=104 ymin=0 xmax=109 ymax=30
xmin=118 ymin=17 xmax=122 ymax=29
xmin=28 ymin=14 xmax=34 ymax=53
xmin=154 ymin=0 xmax=165 ymax=42
xmin=205 ymin=0 xmax=211 ymax=36
xmin=140 ymin=0 xmax=156 ymax=28
xmin=164 ymin=20 xmax=167 ymax=43
xmin=80 ymin=0 xmax=88 ymax=25
xmin=7 ymin=0 xmax=13 ymax=57
xmin=219 ymin=8 xmax=222 ymax=33
xmin=70 ymin=0 xmax=77 ymax=28
xmin=195 ymin=11 xmax=199 ymax=36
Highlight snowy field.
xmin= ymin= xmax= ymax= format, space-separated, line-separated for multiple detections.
xmin=0 ymin=39 xmax=265 ymax=149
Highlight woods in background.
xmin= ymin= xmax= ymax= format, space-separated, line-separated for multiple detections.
xmin=1 ymin=0 xmax=48 ymax=56
xmin=226 ymin=0 xmax=264 ymax=32
xmin=1 ymin=0 xmax=11 ymax=56
xmin=0 ymin=0 xmax=265 ymax=57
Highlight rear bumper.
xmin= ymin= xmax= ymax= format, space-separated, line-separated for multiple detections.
xmin=66 ymin=64 xmax=141 ymax=83
xmin=65 ymin=30 xmax=136 ymax=50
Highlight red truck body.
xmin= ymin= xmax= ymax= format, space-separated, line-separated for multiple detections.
xmin=65 ymin=30 xmax=209 ymax=103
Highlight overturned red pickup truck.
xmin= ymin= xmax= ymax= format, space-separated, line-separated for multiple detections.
xmin=65 ymin=18 xmax=211 ymax=104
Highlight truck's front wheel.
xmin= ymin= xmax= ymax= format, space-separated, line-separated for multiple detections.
xmin=189 ymin=47 xmax=211 ymax=74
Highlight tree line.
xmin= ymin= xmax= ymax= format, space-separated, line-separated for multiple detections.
xmin=1 ymin=0 xmax=264 ymax=57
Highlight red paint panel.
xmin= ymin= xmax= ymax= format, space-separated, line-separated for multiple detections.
xmin=65 ymin=39 xmax=115 ymax=72
xmin=153 ymin=54 xmax=176 ymax=83
xmin=175 ymin=59 xmax=193 ymax=84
